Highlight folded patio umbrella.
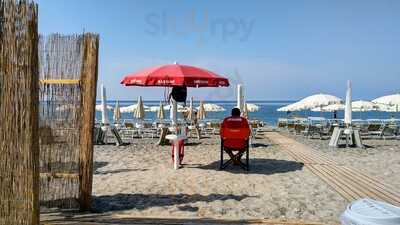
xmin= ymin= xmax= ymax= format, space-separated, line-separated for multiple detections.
xmin=134 ymin=96 xmax=145 ymax=120
xmin=113 ymin=101 xmax=121 ymax=122
xmin=157 ymin=101 xmax=165 ymax=120
xmin=197 ymin=101 xmax=206 ymax=120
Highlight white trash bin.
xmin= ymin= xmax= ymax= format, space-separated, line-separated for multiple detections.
xmin=341 ymin=198 xmax=400 ymax=225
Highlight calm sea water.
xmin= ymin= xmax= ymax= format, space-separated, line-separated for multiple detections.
xmin=96 ymin=100 xmax=398 ymax=126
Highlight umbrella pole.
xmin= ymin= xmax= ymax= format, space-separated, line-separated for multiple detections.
xmin=170 ymin=99 xmax=177 ymax=125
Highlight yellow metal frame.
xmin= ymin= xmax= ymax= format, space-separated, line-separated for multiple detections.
xmin=40 ymin=79 xmax=80 ymax=85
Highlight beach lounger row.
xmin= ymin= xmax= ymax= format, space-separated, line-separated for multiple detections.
xmin=278 ymin=117 xmax=400 ymax=140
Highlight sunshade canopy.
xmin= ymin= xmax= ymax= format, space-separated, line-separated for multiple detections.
xmin=121 ymin=63 xmax=230 ymax=87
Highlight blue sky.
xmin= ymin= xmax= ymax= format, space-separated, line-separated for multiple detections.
xmin=36 ymin=0 xmax=400 ymax=101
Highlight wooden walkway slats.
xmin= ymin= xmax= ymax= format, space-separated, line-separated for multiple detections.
xmin=266 ymin=132 xmax=400 ymax=206
xmin=40 ymin=214 xmax=323 ymax=225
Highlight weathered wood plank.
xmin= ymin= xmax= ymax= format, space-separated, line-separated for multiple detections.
xmin=41 ymin=213 xmax=324 ymax=225
xmin=78 ymin=33 xmax=100 ymax=211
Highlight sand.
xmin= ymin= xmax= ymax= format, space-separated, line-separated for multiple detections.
xmin=92 ymin=134 xmax=348 ymax=225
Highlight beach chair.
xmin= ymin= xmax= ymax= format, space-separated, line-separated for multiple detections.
xmin=368 ymin=124 xmax=397 ymax=140
xmin=277 ymin=118 xmax=288 ymax=129
xmin=220 ymin=117 xmax=251 ymax=171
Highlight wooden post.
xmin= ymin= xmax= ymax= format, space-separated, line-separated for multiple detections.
xmin=79 ymin=34 xmax=99 ymax=211
xmin=0 ymin=1 xmax=40 ymax=225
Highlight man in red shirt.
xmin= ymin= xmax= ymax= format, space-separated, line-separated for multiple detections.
xmin=220 ymin=108 xmax=251 ymax=170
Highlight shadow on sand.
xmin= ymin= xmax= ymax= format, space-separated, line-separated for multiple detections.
xmin=196 ymin=158 xmax=304 ymax=175
xmin=93 ymin=161 xmax=146 ymax=175
xmin=91 ymin=193 xmax=253 ymax=213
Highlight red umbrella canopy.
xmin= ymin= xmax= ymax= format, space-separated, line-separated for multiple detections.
xmin=121 ymin=63 xmax=230 ymax=87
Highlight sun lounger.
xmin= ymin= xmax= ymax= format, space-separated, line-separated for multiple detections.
xmin=368 ymin=124 xmax=397 ymax=140
xmin=277 ymin=118 xmax=288 ymax=128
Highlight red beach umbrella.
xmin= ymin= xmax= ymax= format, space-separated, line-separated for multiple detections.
xmin=120 ymin=63 xmax=230 ymax=87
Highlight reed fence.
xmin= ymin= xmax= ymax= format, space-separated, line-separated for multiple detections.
xmin=38 ymin=33 xmax=99 ymax=211
xmin=0 ymin=1 xmax=40 ymax=225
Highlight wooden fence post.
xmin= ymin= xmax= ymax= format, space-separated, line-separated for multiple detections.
xmin=0 ymin=1 xmax=40 ymax=225
xmin=79 ymin=33 xmax=99 ymax=211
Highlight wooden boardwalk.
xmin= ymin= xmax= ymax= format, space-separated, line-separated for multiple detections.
xmin=41 ymin=213 xmax=323 ymax=225
xmin=265 ymin=132 xmax=400 ymax=206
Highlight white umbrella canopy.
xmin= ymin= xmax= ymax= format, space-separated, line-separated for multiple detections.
xmin=312 ymin=104 xmax=344 ymax=112
xmin=344 ymin=81 xmax=352 ymax=125
xmin=246 ymin=103 xmax=260 ymax=112
xmin=197 ymin=103 xmax=226 ymax=112
xmin=113 ymin=101 xmax=121 ymax=122
xmin=297 ymin=93 xmax=343 ymax=110
xmin=149 ymin=104 xmax=174 ymax=112
xmin=352 ymin=100 xmax=378 ymax=112
xmin=277 ymin=101 xmax=306 ymax=112
xmin=372 ymin=94 xmax=400 ymax=113
xmin=376 ymin=104 xmax=399 ymax=112
xmin=372 ymin=93 xmax=400 ymax=106
xmin=120 ymin=103 xmax=150 ymax=113
xmin=157 ymin=101 xmax=165 ymax=120
xmin=197 ymin=101 xmax=206 ymax=120
xmin=95 ymin=104 xmax=113 ymax=111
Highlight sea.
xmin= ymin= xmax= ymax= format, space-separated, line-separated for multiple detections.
xmin=95 ymin=100 xmax=398 ymax=126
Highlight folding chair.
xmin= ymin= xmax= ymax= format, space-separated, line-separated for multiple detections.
xmin=220 ymin=117 xmax=251 ymax=171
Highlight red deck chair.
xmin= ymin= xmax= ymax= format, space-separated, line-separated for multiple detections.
xmin=220 ymin=116 xmax=251 ymax=170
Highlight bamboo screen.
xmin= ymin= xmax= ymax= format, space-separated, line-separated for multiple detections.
xmin=38 ymin=34 xmax=99 ymax=211
xmin=38 ymin=34 xmax=83 ymax=209
xmin=0 ymin=1 xmax=40 ymax=225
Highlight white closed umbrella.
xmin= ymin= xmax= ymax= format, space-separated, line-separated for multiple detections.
xmin=197 ymin=101 xmax=206 ymax=120
xmin=187 ymin=97 xmax=195 ymax=121
xmin=157 ymin=101 xmax=165 ymax=120
xmin=297 ymin=93 xmax=343 ymax=110
xmin=170 ymin=99 xmax=177 ymax=125
xmin=113 ymin=101 xmax=121 ymax=122
xmin=344 ymin=81 xmax=352 ymax=126
xmin=246 ymin=103 xmax=260 ymax=112
xmin=237 ymin=84 xmax=244 ymax=112
xmin=134 ymin=96 xmax=145 ymax=119
xmin=243 ymin=100 xmax=249 ymax=118
xmin=101 ymin=84 xmax=110 ymax=125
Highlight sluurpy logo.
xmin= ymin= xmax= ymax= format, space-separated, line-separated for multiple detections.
xmin=144 ymin=9 xmax=255 ymax=45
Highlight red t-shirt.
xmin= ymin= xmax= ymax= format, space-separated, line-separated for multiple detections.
xmin=220 ymin=116 xmax=250 ymax=149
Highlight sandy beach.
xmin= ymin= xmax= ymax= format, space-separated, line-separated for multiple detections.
xmin=92 ymin=132 xmax=352 ymax=225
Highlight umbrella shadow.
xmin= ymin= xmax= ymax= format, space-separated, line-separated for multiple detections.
xmin=91 ymin=193 xmax=253 ymax=213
